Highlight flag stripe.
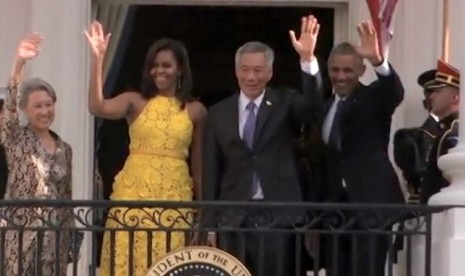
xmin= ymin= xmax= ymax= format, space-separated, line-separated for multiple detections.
xmin=366 ymin=0 xmax=400 ymax=54
xmin=380 ymin=0 xmax=398 ymax=28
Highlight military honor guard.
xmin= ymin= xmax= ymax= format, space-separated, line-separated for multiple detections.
xmin=421 ymin=60 xmax=460 ymax=203
xmin=393 ymin=69 xmax=441 ymax=203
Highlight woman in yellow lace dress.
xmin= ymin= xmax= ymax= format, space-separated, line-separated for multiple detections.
xmin=85 ymin=22 xmax=206 ymax=275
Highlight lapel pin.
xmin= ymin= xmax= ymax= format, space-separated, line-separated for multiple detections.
xmin=266 ymin=100 xmax=272 ymax=106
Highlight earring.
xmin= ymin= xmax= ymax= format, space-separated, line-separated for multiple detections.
xmin=177 ymin=77 xmax=182 ymax=91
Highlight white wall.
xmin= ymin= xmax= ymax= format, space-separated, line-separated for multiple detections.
xmin=348 ymin=0 xmax=443 ymax=130
xmin=0 ymin=0 xmax=30 ymax=80
xmin=0 ymin=0 xmax=93 ymax=197
xmin=0 ymin=0 xmax=93 ymax=273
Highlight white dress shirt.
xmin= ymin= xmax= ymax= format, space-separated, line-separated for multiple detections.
xmin=430 ymin=113 xmax=439 ymax=122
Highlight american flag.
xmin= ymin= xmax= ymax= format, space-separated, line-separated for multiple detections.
xmin=366 ymin=0 xmax=400 ymax=56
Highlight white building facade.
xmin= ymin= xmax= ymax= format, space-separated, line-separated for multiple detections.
xmin=0 ymin=0 xmax=463 ymax=275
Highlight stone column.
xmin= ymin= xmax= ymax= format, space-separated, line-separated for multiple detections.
xmin=427 ymin=0 xmax=465 ymax=275
xmin=430 ymin=0 xmax=465 ymax=205
xmin=0 ymin=0 xmax=93 ymax=199
xmin=0 ymin=0 xmax=94 ymax=273
xmin=0 ymin=0 xmax=31 ymax=79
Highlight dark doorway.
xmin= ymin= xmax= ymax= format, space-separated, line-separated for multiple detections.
xmin=113 ymin=5 xmax=334 ymax=105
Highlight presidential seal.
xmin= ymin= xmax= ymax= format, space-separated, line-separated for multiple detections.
xmin=146 ymin=246 xmax=251 ymax=276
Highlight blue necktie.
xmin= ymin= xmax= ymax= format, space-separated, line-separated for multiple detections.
xmin=243 ymin=102 xmax=259 ymax=196
xmin=243 ymin=102 xmax=256 ymax=148
xmin=328 ymin=99 xmax=345 ymax=150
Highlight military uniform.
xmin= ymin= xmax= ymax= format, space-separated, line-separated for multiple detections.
xmin=421 ymin=113 xmax=459 ymax=202
xmin=420 ymin=60 xmax=460 ymax=203
xmin=393 ymin=69 xmax=440 ymax=203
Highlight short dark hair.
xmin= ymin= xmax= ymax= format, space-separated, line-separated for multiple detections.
xmin=0 ymin=99 xmax=4 ymax=112
xmin=140 ymin=38 xmax=194 ymax=103
xmin=328 ymin=42 xmax=364 ymax=67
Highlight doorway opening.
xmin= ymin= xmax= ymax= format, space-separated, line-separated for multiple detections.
xmin=113 ymin=5 xmax=334 ymax=105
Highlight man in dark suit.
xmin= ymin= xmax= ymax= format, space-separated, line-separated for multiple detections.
xmin=393 ymin=69 xmax=441 ymax=203
xmin=202 ymin=15 xmax=321 ymax=276
xmin=304 ymin=21 xmax=405 ymax=276
xmin=422 ymin=60 xmax=460 ymax=203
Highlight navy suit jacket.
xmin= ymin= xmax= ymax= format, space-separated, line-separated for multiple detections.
xmin=202 ymin=73 xmax=321 ymax=225
xmin=307 ymin=63 xmax=405 ymax=204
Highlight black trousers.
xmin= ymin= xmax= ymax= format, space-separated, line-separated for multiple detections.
xmin=324 ymin=230 xmax=390 ymax=276
xmin=219 ymin=210 xmax=297 ymax=276
xmin=324 ymin=192 xmax=391 ymax=276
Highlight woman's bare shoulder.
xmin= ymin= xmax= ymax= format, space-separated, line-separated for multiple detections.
xmin=186 ymin=101 xmax=207 ymax=123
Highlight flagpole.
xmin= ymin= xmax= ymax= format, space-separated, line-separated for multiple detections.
xmin=442 ymin=0 xmax=449 ymax=62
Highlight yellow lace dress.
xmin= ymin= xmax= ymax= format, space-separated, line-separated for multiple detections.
xmin=99 ymin=96 xmax=194 ymax=276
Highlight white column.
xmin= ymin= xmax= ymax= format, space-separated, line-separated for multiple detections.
xmin=0 ymin=0 xmax=31 ymax=80
xmin=429 ymin=0 xmax=465 ymax=205
xmin=28 ymin=0 xmax=93 ymax=196
xmin=348 ymin=0 xmax=442 ymax=129
xmin=28 ymin=0 xmax=94 ymax=273
xmin=0 ymin=0 xmax=93 ymax=200
xmin=424 ymin=0 xmax=465 ymax=275
xmin=346 ymin=0 xmax=441 ymax=133
xmin=1 ymin=0 xmax=94 ymax=273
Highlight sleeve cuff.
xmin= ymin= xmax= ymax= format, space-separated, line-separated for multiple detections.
xmin=301 ymin=58 xmax=319 ymax=76
xmin=373 ymin=59 xmax=391 ymax=76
